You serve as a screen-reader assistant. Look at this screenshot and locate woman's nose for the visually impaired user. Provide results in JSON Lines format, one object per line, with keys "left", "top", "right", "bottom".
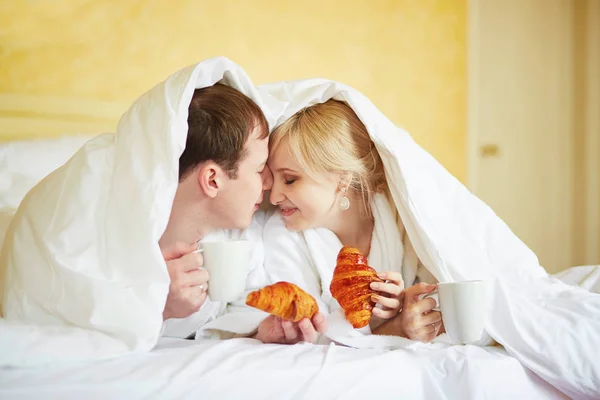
{"left": 269, "top": 180, "right": 285, "bottom": 205}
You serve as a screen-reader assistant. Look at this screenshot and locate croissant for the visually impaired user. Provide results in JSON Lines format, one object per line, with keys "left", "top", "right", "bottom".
{"left": 329, "top": 246, "right": 383, "bottom": 328}
{"left": 246, "top": 281, "right": 318, "bottom": 322}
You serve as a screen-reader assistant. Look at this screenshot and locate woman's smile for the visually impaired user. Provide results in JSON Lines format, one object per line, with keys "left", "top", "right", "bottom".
{"left": 280, "top": 207, "right": 298, "bottom": 217}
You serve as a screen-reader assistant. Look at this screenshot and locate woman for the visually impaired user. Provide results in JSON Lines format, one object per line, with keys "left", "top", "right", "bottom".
{"left": 255, "top": 99, "right": 444, "bottom": 345}
{"left": 201, "top": 77, "right": 598, "bottom": 398}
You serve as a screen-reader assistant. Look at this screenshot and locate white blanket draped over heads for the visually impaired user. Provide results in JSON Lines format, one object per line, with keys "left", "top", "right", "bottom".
{"left": 0, "top": 58, "right": 281, "bottom": 365}
{"left": 256, "top": 79, "right": 600, "bottom": 398}
{"left": 0, "top": 57, "right": 598, "bottom": 398}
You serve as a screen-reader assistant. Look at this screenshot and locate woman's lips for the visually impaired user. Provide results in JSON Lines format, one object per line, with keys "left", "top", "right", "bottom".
{"left": 280, "top": 208, "right": 298, "bottom": 217}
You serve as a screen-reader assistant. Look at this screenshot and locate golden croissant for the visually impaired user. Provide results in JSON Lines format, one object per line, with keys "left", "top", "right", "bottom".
{"left": 329, "top": 246, "right": 383, "bottom": 328}
{"left": 246, "top": 281, "right": 318, "bottom": 322}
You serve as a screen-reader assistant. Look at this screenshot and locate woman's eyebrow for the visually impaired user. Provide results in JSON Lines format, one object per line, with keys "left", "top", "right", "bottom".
{"left": 276, "top": 168, "right": 298, "bottom": 173}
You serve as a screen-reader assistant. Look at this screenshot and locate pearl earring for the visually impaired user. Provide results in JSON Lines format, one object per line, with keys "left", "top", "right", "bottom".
{"left": 340, "top": 187, "right": 350, "bottom": 211}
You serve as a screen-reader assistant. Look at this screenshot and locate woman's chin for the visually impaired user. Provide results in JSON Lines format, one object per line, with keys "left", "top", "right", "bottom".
{"left": 282, "top": 217, "right": 311, "bottom": 232}
{"left": 283, "top": 221, "right": 302, "bottom": 231}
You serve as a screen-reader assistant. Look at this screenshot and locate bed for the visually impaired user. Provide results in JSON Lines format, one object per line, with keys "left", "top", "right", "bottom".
{"left": 3, "top": 134, "right": 598, "bottom": 399}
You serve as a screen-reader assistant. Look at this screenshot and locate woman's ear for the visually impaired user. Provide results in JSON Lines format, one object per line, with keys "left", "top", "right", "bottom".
{"left": 197, "top": 162, "right": 224, "bottom": 198}
{"left": 338, "top": 172, "right": 353, "bottom": 193}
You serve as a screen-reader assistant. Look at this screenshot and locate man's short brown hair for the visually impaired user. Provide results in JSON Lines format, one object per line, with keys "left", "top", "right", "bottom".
{"left": 179, "top": 83, "right": 269, "bottom": 180}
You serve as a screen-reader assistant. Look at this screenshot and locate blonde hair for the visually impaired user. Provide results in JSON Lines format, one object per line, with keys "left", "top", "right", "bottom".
{"left": 270, "top": 99, "right": 388, "bottom": 214}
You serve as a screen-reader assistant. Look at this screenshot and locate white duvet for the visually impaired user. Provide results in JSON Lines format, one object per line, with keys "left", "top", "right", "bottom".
{"left": 0, "top": 57, "right": 599, "bottom": 398}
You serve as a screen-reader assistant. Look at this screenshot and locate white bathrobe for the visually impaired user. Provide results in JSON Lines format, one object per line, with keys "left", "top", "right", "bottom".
{"left": 261, "top": 194, "right": 441, "bottom": 346}
{"left": 204, "top": 194, "right": 485, "bottom": 349}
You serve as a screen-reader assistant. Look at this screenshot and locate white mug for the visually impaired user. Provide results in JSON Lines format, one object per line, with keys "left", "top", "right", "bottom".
{"left": 195, "top": 240, "right": 252, "bottom": 303}
{"left": 420, "top": 280, "right": 489, "bottom": 345}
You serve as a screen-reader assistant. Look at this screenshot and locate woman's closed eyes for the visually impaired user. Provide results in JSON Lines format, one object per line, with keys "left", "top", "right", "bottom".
{"left": 284, "top": 176, "right": 297, "bottom": 185}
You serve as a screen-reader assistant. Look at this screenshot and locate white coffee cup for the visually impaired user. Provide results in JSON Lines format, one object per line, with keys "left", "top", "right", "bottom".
{"left": 195, "top": 240, "right": 252, "bottom": 303}
{"left": 420, "top": 280, "right": 489, "bottom": 345}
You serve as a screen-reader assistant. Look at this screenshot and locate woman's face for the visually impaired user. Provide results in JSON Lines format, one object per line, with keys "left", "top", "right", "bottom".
{"left": 268, "top": 137, "right": 342, "bottom": 231}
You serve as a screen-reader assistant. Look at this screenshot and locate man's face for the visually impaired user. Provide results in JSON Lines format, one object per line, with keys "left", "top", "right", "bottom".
{"left": 161, "top": 126, "right": 272, "bottom": 249}
{"left": 214, "top": 126, "right": 272, "bottom": 229}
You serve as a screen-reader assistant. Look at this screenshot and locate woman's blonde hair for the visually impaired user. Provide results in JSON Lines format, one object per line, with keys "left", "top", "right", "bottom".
{"left": 270, "top": 99, "right": 388, "bottom": 214}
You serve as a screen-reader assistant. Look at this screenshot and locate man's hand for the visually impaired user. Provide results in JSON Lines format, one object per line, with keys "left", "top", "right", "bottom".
{"left": 255, "top": 313, "right": 327, "bottom": 344}
{"left": 162, "top": 242, "right": 209, "bottom": 321}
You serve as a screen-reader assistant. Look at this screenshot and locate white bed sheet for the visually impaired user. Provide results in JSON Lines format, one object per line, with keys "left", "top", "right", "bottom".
{"left": 0, "top": 338, "right": 565, "bottom": 400}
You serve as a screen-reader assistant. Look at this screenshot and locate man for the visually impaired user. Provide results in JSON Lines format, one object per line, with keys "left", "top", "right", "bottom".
{"left": 0, "top": 60, "right": 323, "bottom": 366}
{"left": 158, "top": 84, "right": 326, "bottom": 343}
{"left": 159, "top": 83, "right": 272, "bottom": 324}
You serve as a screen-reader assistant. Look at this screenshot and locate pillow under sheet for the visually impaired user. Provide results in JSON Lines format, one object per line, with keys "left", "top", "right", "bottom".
{"left": 0, "top": 135, "right": 95, "bottom": 209}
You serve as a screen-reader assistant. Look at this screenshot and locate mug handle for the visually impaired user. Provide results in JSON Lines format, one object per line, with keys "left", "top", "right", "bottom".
{"left": 417, "top": 291, "right": 440, "bottom": 312}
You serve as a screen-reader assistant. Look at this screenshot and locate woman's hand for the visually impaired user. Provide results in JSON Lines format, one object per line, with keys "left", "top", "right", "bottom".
{"left": 255, "top": 313, "right": 327, "bottom": 344}
{"left": 369, "top": 271, "right": 405, "bottom": 319}
{"left": 397, "top": 282, "right": 443, "bottom": 342}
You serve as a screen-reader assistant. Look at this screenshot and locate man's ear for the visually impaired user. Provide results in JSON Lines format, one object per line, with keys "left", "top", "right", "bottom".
{"left": 197, "top": 162, "right": 225, "bottom": 198}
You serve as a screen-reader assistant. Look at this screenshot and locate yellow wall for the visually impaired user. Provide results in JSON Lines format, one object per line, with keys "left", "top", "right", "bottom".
{"left": 0, "top": 0, "right": 467, "bottom": 181}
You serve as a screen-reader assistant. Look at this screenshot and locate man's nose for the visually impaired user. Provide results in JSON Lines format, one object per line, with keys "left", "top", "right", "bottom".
{"left": 262, "top": 165, "right": 274, "bottom": 191}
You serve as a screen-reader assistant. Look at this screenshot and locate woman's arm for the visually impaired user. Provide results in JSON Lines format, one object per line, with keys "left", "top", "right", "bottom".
{"left": 371, "top": 315, "right": 406, "bottom": 336}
